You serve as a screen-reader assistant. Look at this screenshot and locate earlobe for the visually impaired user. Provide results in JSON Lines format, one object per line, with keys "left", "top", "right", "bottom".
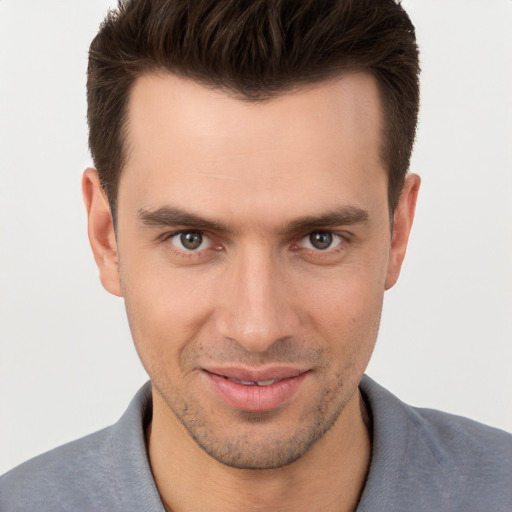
{"left": 384, "top": 173, "right": 420, "bottom": 290}
{"left": 82, "top": 168, "right": 122, "bottom": 297}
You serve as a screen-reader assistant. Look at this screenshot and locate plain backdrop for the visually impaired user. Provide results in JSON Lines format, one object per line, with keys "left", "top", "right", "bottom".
{"left": 1, "top": 0, "right": 511, "bottom": 475}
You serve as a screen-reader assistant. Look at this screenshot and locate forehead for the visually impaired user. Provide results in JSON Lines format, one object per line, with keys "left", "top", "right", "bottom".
{"left": 120, "top": 72, "right": 386, "bottom": 221}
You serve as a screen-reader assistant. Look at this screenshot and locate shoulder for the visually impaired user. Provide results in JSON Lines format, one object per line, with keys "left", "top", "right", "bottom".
{"left": 0, "top": 382, "right": 160, "bottom": 512}
{"left": 0, "top": 426, "right": 119, "bottom": 512}
{"left": 407, "top": 403, "right": 512, "bottom": 468}
{"left": 361, "top": 374, "right": 512, "bottom": 465}
{"left": 406, "top": 405, "right": 512, "bottom": 510}
{"left": 359, "top": 376, "right": 512, "bottom": 511}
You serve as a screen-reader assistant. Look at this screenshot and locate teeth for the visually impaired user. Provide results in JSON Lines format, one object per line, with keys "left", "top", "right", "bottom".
{"left": 226, "top": 377, "right": 278, "bottom": 386}
{"left": 256, "top": 379, "right": 277, "bottom": 386}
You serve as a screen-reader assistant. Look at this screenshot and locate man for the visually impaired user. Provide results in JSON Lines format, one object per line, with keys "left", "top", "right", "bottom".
{"left": 1, "top": 0, "right": 511, "bottom": 511}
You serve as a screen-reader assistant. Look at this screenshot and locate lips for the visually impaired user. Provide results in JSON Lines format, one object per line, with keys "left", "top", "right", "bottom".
{"left": 203, "top": 366, "right": 309, "bottom": 412}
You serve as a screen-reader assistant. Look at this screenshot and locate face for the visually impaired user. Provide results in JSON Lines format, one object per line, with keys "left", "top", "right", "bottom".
{"left": 84, "top": 72, "right": 418, "bottom": 470}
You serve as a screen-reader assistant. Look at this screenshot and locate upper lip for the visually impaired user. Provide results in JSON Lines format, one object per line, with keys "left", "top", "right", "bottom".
{"left": 203, "top": 366, "right": 309, "bottom": 382}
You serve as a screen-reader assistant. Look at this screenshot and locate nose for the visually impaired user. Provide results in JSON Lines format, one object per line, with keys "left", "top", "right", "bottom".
{"left": 215, "top": 245, "right": 300, "bottom": 353}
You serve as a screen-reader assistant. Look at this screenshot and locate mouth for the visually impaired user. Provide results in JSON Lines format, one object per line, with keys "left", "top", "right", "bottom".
{"left": 220, "top": 377, "right": 284, "bottom": 387}
{"left": 202, "top": 366, "right": 310, "bottom": 412}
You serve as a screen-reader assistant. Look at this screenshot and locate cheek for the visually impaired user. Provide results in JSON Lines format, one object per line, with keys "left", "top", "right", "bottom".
{"left": 123, "top": 250, "right": 218, "bottom": 320}
{"left": 120, "top": 259, "right": 218, "bottom": 368}
{"left": 298, "top": 259, "right": 386, "bottom": 360}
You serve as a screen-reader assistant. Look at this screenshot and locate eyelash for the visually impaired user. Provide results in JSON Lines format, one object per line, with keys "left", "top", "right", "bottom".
{"left": 295, "top": 232, "right": 346, "bottom": 251}
{"left": 291, "top": 232, "right": 350, "bottom": 262}
{"left": 160, "top": 230, "right": 220, "bottom": 260}
{"left": 161, "top": 230, "right": 350, "bottom": 260}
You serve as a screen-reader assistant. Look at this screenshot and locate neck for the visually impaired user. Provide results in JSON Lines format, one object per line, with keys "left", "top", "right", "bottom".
{"left": 147, "top": 390, "right": 370, "bottom": 512}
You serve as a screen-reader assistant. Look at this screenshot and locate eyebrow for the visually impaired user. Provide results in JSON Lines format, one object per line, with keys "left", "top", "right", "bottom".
{"left": 283, "top": 206, "right": 369, "bottom": 234}
{"left": 138, "top": 206, "right": 232, "bottom": 233}
{"left": 137, "top": 205, "right": 369, "bottom": 234}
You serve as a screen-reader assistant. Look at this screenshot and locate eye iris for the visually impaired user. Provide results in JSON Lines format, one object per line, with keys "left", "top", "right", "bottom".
{"left": 180, "top": 232, "right": 203, "bottom": 250}
{"left": 310, "top": 232, "right": 332, "bottom": 250}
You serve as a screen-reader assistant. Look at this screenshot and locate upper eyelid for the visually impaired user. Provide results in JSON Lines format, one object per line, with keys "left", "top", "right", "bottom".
{"left": 161, "top": 228, "right": 207, "bottom": 240}
{"left": 298, "top": 229, "right": 350, "bottom": 240}
{"left": 294, "top": 224, "right": 352, "bottom": 235}
{"left": 297, "top": 231, "right": 345, "bottom": 243}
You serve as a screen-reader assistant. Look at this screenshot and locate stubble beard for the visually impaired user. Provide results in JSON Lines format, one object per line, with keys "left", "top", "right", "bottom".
{"left": 152, "top": 367, "right": 353, "bottom": 470}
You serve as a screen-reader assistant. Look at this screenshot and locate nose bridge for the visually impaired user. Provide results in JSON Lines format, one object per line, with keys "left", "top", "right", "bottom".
{"left": 217, "top": 243, "right": 298, "bottom": 353}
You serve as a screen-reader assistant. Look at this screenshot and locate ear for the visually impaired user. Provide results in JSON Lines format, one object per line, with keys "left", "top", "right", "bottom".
{"left": 82, "top": 168, "right": 122, "bottom": 297}
{"left": 385, "top": 173, "right": 420, "bottom": 290}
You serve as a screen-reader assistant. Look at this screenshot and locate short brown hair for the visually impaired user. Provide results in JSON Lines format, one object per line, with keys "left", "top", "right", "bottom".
{"left": 87, "top": 0, "right": 420, "bottom": 216}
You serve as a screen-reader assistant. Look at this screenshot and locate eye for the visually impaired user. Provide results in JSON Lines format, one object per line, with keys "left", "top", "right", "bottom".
{"left": 298, "top": 231, "right": 344, "bottom": 250}
{"left": 169, "top": 231, "right": 212, "bottom": 251}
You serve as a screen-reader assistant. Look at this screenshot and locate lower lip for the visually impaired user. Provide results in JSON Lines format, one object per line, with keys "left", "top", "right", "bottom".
{"left": 204, "top": 371, "right": 308, "bottom": 412}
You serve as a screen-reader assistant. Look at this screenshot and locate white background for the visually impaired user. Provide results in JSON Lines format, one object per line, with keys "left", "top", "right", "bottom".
{"left": 1, "top": 1, "right": 511, "bottom": 475}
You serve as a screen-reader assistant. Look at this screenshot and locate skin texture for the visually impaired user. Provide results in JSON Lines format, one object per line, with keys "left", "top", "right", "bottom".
{"left": 83, "top": 72, "right": 419, "bottom": 512}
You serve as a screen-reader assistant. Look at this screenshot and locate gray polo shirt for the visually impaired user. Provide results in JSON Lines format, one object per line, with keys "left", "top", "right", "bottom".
{"left": 1, "top": 376, "right": 511, "bottom": 511}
